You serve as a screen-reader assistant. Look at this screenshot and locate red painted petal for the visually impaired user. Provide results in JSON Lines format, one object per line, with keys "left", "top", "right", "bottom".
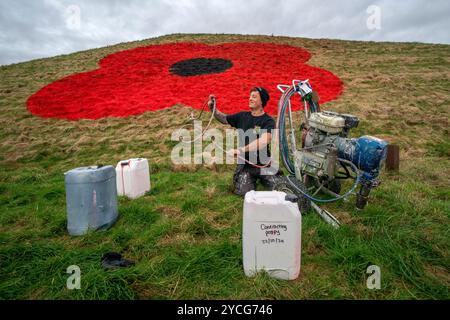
{"left": 27, "top": 42, "right": 343, "bottom": 120}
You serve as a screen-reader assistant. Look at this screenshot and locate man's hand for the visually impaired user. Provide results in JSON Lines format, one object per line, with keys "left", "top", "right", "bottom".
{"left": 207, "top": 94, "right": 228, "bottom": 125}
{"left": 207, "top": 94, "right": 216, "bottom": 110}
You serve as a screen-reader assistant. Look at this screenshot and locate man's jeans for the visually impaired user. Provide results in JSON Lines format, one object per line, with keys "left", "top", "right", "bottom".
{"left": 232, "top": 164, "right": 281, "bottom": 196}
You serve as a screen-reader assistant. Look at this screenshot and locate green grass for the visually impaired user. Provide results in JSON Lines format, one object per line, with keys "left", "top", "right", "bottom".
{"left": 0, "top": 34, "right": 449, "bottom": 300}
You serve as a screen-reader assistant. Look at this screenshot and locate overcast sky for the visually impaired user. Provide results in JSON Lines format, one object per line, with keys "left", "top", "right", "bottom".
{"left": 1, "top": 0, "right": 449, "bottom": 65}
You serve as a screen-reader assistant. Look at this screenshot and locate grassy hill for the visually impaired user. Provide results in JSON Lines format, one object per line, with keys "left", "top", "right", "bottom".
{"left": 0, "top": 34, "right": 449, "bottom": 299}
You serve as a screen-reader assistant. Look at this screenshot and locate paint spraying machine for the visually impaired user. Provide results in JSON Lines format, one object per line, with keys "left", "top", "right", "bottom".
{"left": 273, "top": 80, "right": 389, "bottom": 228}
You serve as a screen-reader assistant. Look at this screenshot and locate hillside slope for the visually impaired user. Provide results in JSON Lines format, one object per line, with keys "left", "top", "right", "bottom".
{"left": 0, "top": 34, "right": 448, "bottom": 299}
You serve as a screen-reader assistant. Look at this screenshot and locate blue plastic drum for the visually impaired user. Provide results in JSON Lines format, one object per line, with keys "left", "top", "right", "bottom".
{"left": 64, "top": 165, "right": 118, "bottom": 236}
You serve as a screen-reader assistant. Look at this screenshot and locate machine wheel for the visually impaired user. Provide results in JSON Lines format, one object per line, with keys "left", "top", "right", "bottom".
{"left": 306, "top": 176, "right": 342, "bottom": 195}
{"left": 274, "top": 176, "right": 311, "bottom": 214}
{"left": 325, "top": 179, "right": 342, "bottom": 195}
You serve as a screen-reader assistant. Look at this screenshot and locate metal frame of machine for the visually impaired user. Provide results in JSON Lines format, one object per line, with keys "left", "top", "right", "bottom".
{"left": 274, "top": 80, "right": 389, "bottom": 228}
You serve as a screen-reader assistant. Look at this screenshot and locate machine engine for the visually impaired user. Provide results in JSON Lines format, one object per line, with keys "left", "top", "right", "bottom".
{"left": 294, "top": 111, "right": 388, "bottom": 209}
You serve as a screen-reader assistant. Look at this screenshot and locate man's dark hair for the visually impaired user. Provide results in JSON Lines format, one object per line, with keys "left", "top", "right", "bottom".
{"left": 251, "top": 87, "right": 270, "bottom": 107}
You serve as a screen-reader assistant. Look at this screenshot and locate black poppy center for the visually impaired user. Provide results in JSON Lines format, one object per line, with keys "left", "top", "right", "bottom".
{"left": 169, "top": 58, "right": 233, "bottom": 77}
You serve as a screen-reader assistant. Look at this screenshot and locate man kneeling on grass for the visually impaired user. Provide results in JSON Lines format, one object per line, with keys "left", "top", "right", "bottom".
{"left": 207, "top": 87, "right": 281, "bottom": 196}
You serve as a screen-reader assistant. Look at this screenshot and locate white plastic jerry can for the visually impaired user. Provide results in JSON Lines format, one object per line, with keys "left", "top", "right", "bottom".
{"left": 243, "top": 191, "right": 302, "bottom": 280}
{"left": 116, "top": 158, "right": 151, "bottom": 199}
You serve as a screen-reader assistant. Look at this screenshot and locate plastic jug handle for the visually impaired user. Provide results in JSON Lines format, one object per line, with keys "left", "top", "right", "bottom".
{"left": 251, "top": 192, "right": 282, "bottom": 204}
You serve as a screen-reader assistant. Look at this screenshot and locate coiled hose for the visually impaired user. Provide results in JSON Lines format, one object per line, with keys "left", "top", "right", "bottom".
{"left": 276, "top": 85, "right": 361, "bottom": 203}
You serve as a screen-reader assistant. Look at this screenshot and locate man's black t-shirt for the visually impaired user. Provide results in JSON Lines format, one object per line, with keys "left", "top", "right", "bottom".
{"left": 226, "top": 112, "right": 276, "bottom": 166}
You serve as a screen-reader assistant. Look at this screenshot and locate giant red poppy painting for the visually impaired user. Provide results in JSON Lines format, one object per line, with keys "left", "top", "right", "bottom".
{"left": 26, "top": 42, "right": 343, "bottom": 120}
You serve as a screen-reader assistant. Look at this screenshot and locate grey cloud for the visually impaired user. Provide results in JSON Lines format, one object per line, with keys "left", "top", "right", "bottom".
{"left": 0, "top": 0, "right": 449, "bottom": 65}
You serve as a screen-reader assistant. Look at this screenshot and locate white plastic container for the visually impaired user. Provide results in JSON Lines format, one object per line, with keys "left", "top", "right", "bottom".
{"left": 116, "top": 158, "right": 151, "bottom": 199}
{"left": 65, "top": 165, "right": 118, "bottom": 236}
{"left": 243, "top": 191, "right": 302, "bottom": 280}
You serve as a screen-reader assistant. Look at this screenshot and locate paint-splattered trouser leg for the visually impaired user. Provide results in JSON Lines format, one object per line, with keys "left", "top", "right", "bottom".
{"left": 233, "top": 165, "right": 257, "bottom": 197}
{"left": 233, "top": 165, "right": 282, "bottom": 197}
{"left": 258, "top": 171, "right": 281, "bottom": 191}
